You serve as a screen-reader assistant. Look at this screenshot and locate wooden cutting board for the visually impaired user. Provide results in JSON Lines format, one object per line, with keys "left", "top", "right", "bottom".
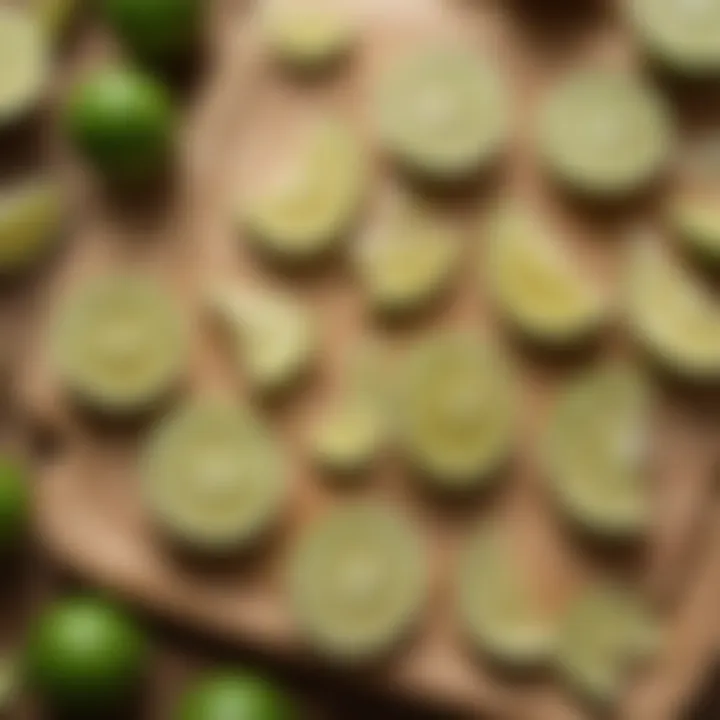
{"left": 11, "top": 0, "right": 720, "bottom": 717}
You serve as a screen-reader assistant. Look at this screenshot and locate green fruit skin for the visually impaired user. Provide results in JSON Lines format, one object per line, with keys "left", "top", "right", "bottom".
{"left": 27, "top": 597, "right": 148, "bottom": 714}
{"left": 103, "top": 0, "right": 201, "bottom": 62}
{"left": 64, "top": 68, "right": 174, "bottom": 181}
{"left": 177, "top": 673, "right": 296, "bottom": 720}
{"left": 0, "top": 458, "right": 29, "bottom": 554}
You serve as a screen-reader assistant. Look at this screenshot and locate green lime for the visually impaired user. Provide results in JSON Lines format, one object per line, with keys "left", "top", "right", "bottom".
{"left": 0, "top": 457, "right": 30, "bottom": 554}
{"left": 103, "top": 0, "right": 202, "bottom": 63}
{"left": 64, "top": 68, "right": 174, "bottom": 182}
{"left": 27, "top": 597, "right": 147, "bottom": 714}
{"left": 176, "top": 672, "right": 296, "bottom": 720}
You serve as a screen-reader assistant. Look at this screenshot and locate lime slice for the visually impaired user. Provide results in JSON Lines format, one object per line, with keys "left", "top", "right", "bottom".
{"left": 458, "top": 525, "right": 555, "bottom": 667}
{"left": 544, "top": 364, "right": 652, "bottom": 537}
{"left": 244, "top": 120, "right": 366, "bottom": 262}
{"left": 627, "top": 237, "right": 720, "bottom": 379}
{"left": 354, "top": 202, "right": 459, "bottom": 315}
{"left": 211, "top": 285, "right": 316, "bottom": 394}
{"left": 0, "top": 6, "right": 48, "bottom": 125}
{"left": 51, "top": 274, "right": 188, "bottom": 413}
{"left": 538, "top": 69, "right": 673, "bottom": 197}
{"left": 0, "top": 180, "right": 62, "bottom": 274}
{"left": 143, "top": 402, "right": 286, "bottom": 552}
{"left": 555, "top": 583, "right": 661, "bottom": 705}
{"left": 629, "top": 0, "right": 720, "bottom": 74}
{"left": 396, "top": 333, "right": 516, "bottom": 490}
{"left": 487, "top": 206, "right": 607, "bottom": 344}
{"left": 288, "top": 503, "right": 427, "bottom": 661}
{"left": 262, "top": 2, "right": 355, "bottom": 70}
{"left": 670, "top": 193, "right": 720, "bottom": 263}
{"left": 375, "top": 46, "right": 508, "bottom": 180}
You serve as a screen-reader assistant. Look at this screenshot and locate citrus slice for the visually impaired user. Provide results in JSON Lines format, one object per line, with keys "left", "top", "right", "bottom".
{"left": 0, "top": 179, "right": 62, "bottom": 274}
{"left": 244, "top": 121, "right": 366, "bottom": 262}
{"left": 375, "top": 47, "right": 508, "bottom": 180}
{"left": 538, "top": 69, "right": 673, "bottom": 197}
{"left": 555, "top": 583, "right": 661, "bottom": 705}
{"left": 544, "top": 364, "right": 652, "bottom": 537}
{"left": 627, "top": 237, "right": 720, "bottom": 378}
{"left": 262, "top": 1, "right": 355, "bottom": 70}
{"left": 396, "top": 333, "right": 515, "bottom": 489}
{"left": 51, "top": 274, "right": 188, "bottom": 413}
{"left": 288, "top": 503, "right": 427, "bottom": 661}
{"left": 629, "top": 0, "right": 720, "bottom": 74}
{"left": 670, "top": 193, "right": 720, "bottom": 263}
{"left": 354, "top": 202, "right": 459, "bottom": 315}
{"left": 143, "top": 401, "right": 286, "bottom": 551}
{"left": 211, "top": 285, "right": 316, "bottom": 394}
{"left": 458, "top": 525, "right": 555, "bottom": 667}
{"left": 487, "top": 207, "right": 607, "bottom": 344}
{"left": 0, "top": 7, "right": 48, "bottom": 126}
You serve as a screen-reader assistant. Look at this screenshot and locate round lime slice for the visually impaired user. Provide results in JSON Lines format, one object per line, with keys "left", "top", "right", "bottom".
{"left": 544, "top": 364, "right": 652, "bottom": 537}
{"left": 538, "top": 69, "right": 673, "bottom": 197}
{"left": 143, "top": 401, "right": 286, "bottom": 552}
{"left": 288, "top": 503, "right": 427, "bottom": 661}
{"left": 375, "top": 46, "right": 508, "bottom": 180}
{"left": 51, "top": 273, "right": 188, "bottom": 413}
{"left": 396, "top": 333, "right": 516, "bottom": 489}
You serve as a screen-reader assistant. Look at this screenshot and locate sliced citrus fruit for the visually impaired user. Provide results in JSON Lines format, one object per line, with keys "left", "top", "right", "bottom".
{"left": 396, "top": 333, "right": 515, "bottom": 489}
{"left": 375, "top": 46, "right": 508, "bottom": 180}
{"left": 262, "top": 1, "right": 355, "bottom": 70}
{"left": 555, "top": 583, "right": 661, "bottom": 705}
{"left": 627, "top": 237, "right": 720, "bottom": 378}
{"left": 458, "top": 524, "right": 555, "bottom": 667}
{"left": 487, "top": 206, "right": 607, "bottom": 344}
{"left": 629, "top": 0, "right": 720, "bottom": 74}
{"left": 538, "top": 69, "right": 673, "bottom": 197}
{"left": 210, "top": 285, "right": 316, "bottom": 394}
{"left": 670, "top": 193, "right": 720, "bottom": 263}
{"left": 0, "top": 179, "right": 62, "bottom": 274}
{"left": 355, "top": 202, "right": 459, "bottom": 315}
{"left": 51, "top": 274, "right": 188, "bottom": 413}
{"left": 244, "top": 120, "right": 366, "bottom": 262}
{"left": 544, "top": 364, "right": 652, "bottom": 537}
{"left": 143, "top": 401, "right": 286, "bottom": 551}
{"left": 288, "top": 503, "right": 427, "bottom": 661}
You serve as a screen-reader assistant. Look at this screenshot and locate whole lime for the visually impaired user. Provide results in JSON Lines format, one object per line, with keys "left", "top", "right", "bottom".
{"left": 27, "top": 597, "right": 148, "bottom": 714}
{"left": 103, "top": 0, "right": 201, "bottom": 63}
{"left": 0, "top": 456, "right": 30, "bottom": 554}
{"left": 64, "top": 68, "right": 174, "bottom": 182}
{"left": 176, "top": 672, "right": 297, "bottom": 720}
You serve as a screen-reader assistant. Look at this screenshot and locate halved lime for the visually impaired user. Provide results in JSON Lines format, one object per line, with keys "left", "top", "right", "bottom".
{"left": 670, "top": 193, "right": 720, "bottom": 263}
{"left": 538, "top": 69, "right": 673, "bottom": 197}
{"left": 211, "top": 285, "right": 316, "bottom": 394}
{"left": 627, "top": 237, "right": 720, "bottom": 379}
{"left": 0, "top": 179, "right": 62, "bottom": 274}
{"left": 487, "top": 206, "right": 607, "bottom": 344}
{"left": 288, "top": 503, "right": 427, "bottom": 661}
{"left": 629, "top": 0, "right": 720, "bottom": 74}
{"left": 0, "top": 6, "right": 48, "bottom": 125}
{"left": 376, "top": 47, "right": 508, "bottom": 180}
{"left": 544, "top": 364, "right": 652, "bottom": 537}
{"left": 244, "top": 120, "right": 366, "bottom": 262}
{"left": 555, "top": 583, "right": 660, "bottom": 705}
{"left": 354, "top": 202, "right": 459, "bottom": 315}
{"left": 396, "top": 333, "right": 516, "bottom": 489}
{"left": 143, "top": 401, "right": 286, "bottom": 552}
{"left": 50, "top": 273, "right": 188, "bottom": 413}
{"left": 458, "top": 524, "right": 555, "bottom": 667}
